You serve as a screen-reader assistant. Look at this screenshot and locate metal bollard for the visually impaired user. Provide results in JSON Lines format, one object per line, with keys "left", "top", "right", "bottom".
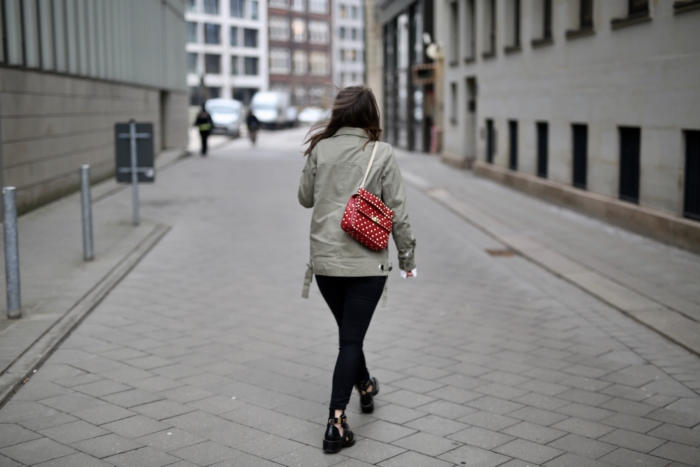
{"left": 80, "top": 165, "right": 94, "bottom": 261}
{"left": 3, "top": 187, "right": 21, "bottom": 319}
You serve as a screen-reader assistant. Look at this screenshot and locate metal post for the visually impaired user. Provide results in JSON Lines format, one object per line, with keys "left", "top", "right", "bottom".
{"left": 80, "top": 165, "right": 94, "bottom": 261}
{"left": 129, "top": 120, "right": 140, "bottom": 226}
{"left": 3, "top": 187, "right": 21, "bottom": 319}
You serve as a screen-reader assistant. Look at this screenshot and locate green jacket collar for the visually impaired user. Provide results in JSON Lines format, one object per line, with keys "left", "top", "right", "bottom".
{"left": 333, "top": 127, "right": 369, "bottom": 138}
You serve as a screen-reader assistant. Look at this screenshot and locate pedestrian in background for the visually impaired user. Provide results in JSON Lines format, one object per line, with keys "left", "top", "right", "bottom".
{"left": 194, "top": 106, "right": 213, "bottom": 156}
{"left": 298, "top": 85, "right": 417, "bottom": 454}
{"left": 246, "top": 109, "right": 259, "bottom": 145}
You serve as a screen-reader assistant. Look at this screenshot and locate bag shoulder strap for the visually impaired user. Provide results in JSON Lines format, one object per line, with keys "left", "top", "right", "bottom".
{"left": 359, "top": 142, "right": 379, "bottom": 190}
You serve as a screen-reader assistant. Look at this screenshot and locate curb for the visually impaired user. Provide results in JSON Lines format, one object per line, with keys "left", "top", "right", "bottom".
{"left": 403, "top": 171, "right": 700, "bottom": 358}
{"left": 0, "top": 224, "right": 171, "bottom": 408}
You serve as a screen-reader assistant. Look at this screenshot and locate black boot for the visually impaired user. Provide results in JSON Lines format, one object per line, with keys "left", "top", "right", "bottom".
{"left": 356, "top": 376, "right": 380, "bottom": 414}
{"left": 323, "top": 410, "right": 355, "bottom": 454}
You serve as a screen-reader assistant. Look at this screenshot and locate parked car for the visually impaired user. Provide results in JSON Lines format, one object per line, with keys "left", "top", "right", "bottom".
{"left": 250, "top": 92, "right": 292, "bottom": 129}
{"left": 286, "top": 107, "right": 299, "bottom": 128}
{"left": 298, "top": 107, "right": 331, "bottom": 125}
{"left": 205, "top": 99, "right": 243, "bottom": 137}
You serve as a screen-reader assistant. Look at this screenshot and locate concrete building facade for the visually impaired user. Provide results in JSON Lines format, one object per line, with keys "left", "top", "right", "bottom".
{"left": 0, "top": 0, "right": 189, "bottom": 213}
{"left": 186, "top": 0, "right": 269, "bottom": 106}
{"left": 268, "top": 0, "right": 334, "bottom": 107}
{"left": 437, "top": 0, "right": 700, "bottom": 243}
{"left": 332, "top": 0, "right": 365, "bottom": 88}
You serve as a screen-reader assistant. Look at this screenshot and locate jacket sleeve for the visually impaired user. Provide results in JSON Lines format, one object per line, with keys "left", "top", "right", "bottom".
{"left": 298, "top": 148, "right": 317, "bottom": 208}
{"left": 381, "top": 147, "right": 416, "bottom": 271}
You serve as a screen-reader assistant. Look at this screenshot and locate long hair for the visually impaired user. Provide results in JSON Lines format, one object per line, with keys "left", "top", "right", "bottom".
{"left": 303, "top": 85, "right": 382, "bottom": 156}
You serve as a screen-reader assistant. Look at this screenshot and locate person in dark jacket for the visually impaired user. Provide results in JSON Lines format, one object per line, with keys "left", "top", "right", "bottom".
{"left": 194, "top": 107, "right": 213, "bottom": 156}
{"left": 246, "top": 110, "right": 260, "bottom": 145}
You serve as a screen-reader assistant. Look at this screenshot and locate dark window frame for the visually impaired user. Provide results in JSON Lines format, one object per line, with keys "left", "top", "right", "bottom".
{"left": 244, "top": 56, "right": 259, "bottom": 75}
{"left": 612, "top": 0, "right": 651, "bottom": 29}
{"left": 486, "top": 119, "right": 495, "bottom": 164}
{"left": 204, "top": 23, "right": 221, "bottom": 44}
{"left": 204, "top": 53, "right": 221, "bottom": 74}
{"left": 244, "top": 28, "right": 258, "bottom": 47}
{"left": 537, "top": 122, "right": 548, "bottom": 178}
{"left": 619, "top": 126, "right": 641, "bottom": 204}
{"left": 203, "top": 0, "right": 220, "bottom": 15}
{"left": 683, "top": 130, "right": 700, "bottom": 221}
{"left": 566, "top": 0, "right": 595, "bottom": 40}
{"left": 572, "top": 124, "right": 588, "bottom": 190}
{"left": 508, "top": 120, "right": 518, "bottom": 170}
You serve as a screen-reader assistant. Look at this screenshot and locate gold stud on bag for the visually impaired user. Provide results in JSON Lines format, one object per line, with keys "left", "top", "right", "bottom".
{"left": 341, "top": 142, "right": 394, "bottom": 251}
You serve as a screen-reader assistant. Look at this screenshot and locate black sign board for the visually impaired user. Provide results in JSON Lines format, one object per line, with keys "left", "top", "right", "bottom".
{"left": 114, "top": 122, "right": 155, "bottom": 183}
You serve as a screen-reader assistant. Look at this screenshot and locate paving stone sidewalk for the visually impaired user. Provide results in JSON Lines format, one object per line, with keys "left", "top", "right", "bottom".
{"left": 0, "top": 128, "right": 699, "bottom": 466}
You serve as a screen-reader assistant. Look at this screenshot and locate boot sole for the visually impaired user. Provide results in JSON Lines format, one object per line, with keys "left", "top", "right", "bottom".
{"left": 323, "top": 437, "right": 355, "bottom": 453}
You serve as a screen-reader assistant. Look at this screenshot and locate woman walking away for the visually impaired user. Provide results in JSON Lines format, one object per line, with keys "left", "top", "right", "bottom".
{"left": 298, "top": 85, "right": 417, "bottom": 454}
{"left": 194, "top": 106, "right": 213, "bottom": 156}
{"left": 246, "top": 109, "right": 260, "bottom": 145}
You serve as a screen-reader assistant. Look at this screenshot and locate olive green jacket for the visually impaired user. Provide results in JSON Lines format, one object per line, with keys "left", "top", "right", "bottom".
{"left": 298, "top": 127, "right": 417, "bottom": 300}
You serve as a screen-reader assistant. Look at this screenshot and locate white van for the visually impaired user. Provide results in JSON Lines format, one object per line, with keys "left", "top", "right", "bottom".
{"left": 250, "top": 92, "right": 292, "bottom": 129}
{"left": 205, "top": 98, "right": 243, "bottom": 137}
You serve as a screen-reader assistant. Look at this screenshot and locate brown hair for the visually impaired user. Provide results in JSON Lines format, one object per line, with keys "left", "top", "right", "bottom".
{"left": 303, "top": 85, "right": 382, "bottom": 156}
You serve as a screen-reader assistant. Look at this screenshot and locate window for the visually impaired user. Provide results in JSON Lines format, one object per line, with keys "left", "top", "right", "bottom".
{"left": 309, "top": 21, "right": 330, "bottom": 44}
{"left": 207, "top": 87, "right": 221, "bottom": 99}
{"left": 483, "top": 0, "right": 496, "bottom": 57}
{"left": 309, "top": 51, "right": 329, "bottom": 75}
{"left": 629, "top": 0, "right": 649, "bottom": 16}
{"left": 292, "top": 19, "right": 306, "bottom": 42}
{"left": 509, "top": 120, "right": 518, "bottom": 170}
{"left": 543, "top": 0, "right": 553, "bottom": 39}
{"left": 203, "top": 0, "right": 219, "bottom": 14}
{"left": 351, "top": 28, "right": 357, "bottom": 40}
{"left": 309, "top": 0, "right": 328, "bottom": 13}
{"left": 340, "top": 4, "right": 347, "bottom": 17}
{"left": 187, "top": 0, "right": 198, "bottom": 13}
{"left": 351, "top": 5, "right": 358, "bottom": 18}
{"left": 205, "top": 53, "right": 221, "bottom": 74}
{"left": 244, "top": 28, "right": 258, "bottom": 47}
{"left": 231, "top": 55, "right": 239, "bottom": 75}
{"left": 204, "top": 23, "right": 221, "bottom": 44}
{"left": 464, "top": 0, "right": 476, "bottom": 59}
{"left": 270, "top": 48, "right": 291, "bottom": 74}
{"left": 450, "top": 83, "right": 458, "bottom": 123}
{"left": 230, "top": 0, "right": 245, "bottom": 17}
{"left": 269, "top": 0, "right": 289, "bottom": 8}
{"left": 684, "top": 130, "right": 700, "bottom": 221}
{"left": 251, "top": 0, "right": 259, "bottom": 19}
{"left": 572, "top": 124, "right": 588, "bottom": 189}
{"left": 580, "top": 0, "right": 594, "bottom": 29}
{"left": 269, "top": 17, "right": 290, "bottom": 41}
{"left": 293, "top": 50, "right": 307, "bottom": 74}
{"left": 505, "top": 0, "right": 521, "bottom": 50}
{"left": 292, "top": 0, "right": 305, "bottom": 11}
{"left": 340, "top": 49, "right": 345, "bottom": 62}
{"left": 347, "top": 49, "right": 357, "bottom": 62}
{"left": 619, "top": 127, "right": 641, "bottom": 204}
{"left": 486, "top": 119, "right": 495, "bottom": 163}
{"left": 449, "top": 2, "right": 458, "bottom": 64}
{"left": 537, "top": 122, "right": 548, "bottom": 178}
{"left": 244, "top": 57, "right": 259, "bottom": 75}
{"left": 190, "top": 86, "right": 203, "bottom": 106}
{"left": 187, "top": 53, "right": 198, "bottom": 73}
{"left": 230, "top": 27, "right": 238, "bottom": 46}
{"left": 340, "top": 27, "right": 346, "bottom": 39}
{"left": 187, "top": 22, "right": 198, "bottom": 43}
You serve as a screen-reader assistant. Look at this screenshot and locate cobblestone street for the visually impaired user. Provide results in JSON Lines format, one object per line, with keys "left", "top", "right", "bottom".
{"left": 1, "top": 128, "right": 699, "bottom": 467}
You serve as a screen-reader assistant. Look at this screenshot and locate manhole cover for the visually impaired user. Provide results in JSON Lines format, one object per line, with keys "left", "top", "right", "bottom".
{"left": 486, "top": 249, "right": 515, "bottom": 257}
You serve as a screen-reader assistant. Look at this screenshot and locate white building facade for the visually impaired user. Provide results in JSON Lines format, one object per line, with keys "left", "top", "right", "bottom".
{"left": 437, "top": 1, "right": 700, "bottom": 227}
{"left": 332, "top": 0, "right": 365, "bottom": 88}
{"left": 186, "top": 0, "right": 269, "bottom": 105}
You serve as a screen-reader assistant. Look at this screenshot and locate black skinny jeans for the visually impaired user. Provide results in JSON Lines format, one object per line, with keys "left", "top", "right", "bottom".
{"left": 316, "top": 275, "right": 387, "bottom": 411}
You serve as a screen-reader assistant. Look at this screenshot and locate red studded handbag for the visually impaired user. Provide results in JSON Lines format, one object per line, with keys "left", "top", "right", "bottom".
{"left": 341, "top": 142, "right": 394, "bottom": 251}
